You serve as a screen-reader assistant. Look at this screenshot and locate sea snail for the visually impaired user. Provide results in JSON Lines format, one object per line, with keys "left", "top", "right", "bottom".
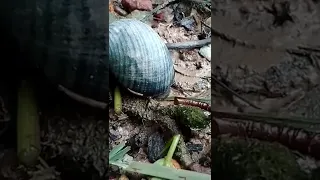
{"left": 109, "top": 19, "right": 175, "bottom": 98}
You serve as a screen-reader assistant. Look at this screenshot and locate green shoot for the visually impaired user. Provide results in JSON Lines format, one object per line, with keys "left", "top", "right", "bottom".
{"left": 109, "top": 138, "right": 211, "bottom": 180}
{"left": 109, "top": 143, "right": 131, "bottom": 162}
{"left": 114, "top": 86, "right": 122, "bottom": 114}
{"left": 159, "top": 136, "right": 174, "bottom": 157}
{"left": 164, "top": 134, "right": 180, "bottom": 167}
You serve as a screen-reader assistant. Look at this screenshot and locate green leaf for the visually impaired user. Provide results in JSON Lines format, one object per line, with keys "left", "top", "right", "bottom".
{"left": 110, "top": 146, "right": 131, "bottom": 162}
{"left": 126, "top": 161, "right": 211, "bottom": 180}
{"left": 109, "top": 143, "right": 126, "bottom": 161}
{"left": 159, "top": 137, "right": 173, "bottom": 158}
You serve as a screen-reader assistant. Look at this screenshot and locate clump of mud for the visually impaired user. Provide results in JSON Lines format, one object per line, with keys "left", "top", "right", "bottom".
{"left": 212, "top": 136, "right": 309, "bottom": 180}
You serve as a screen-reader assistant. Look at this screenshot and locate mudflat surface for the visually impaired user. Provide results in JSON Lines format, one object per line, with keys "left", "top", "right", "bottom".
{"left": 211, "top": 0, "right": 320, "bottom": 119}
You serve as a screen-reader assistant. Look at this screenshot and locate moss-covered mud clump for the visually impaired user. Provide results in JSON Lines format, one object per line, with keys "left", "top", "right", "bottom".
{"left": 163, "top": 106, "right": 210, "bottom": 130}
{"left": 212, "top": 136, "right": 308, "bottom": 180}
{"left": 311, "top": 167, "right": 320, "bottom": 180}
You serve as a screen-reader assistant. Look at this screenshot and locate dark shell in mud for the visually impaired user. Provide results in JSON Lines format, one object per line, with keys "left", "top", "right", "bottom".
{"left": 4, "top": 0, "right": 110, "bottom": 102}
{"left": 109, "top": 19, "right": 174, "bottom": 97}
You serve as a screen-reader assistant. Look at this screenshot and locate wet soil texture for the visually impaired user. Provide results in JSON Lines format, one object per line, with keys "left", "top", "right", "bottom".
{"left": 211, "top": 0, "right": 320, "bottom": 119}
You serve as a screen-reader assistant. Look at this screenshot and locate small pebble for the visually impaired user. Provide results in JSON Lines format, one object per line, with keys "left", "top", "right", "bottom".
{"left": 119, "top": 174, "right": 129, "bottom": 180}
{"left": 199, "top": 44, "right": 211, "bottom": 61}
{"left": 186, "top": 142, "right": 203, "bottom": 153}
{"left": 180, "top": 16, "right": 196, "bottom": 31}
{"left": 147, "top": 132, "right": 165, "bottom": 163}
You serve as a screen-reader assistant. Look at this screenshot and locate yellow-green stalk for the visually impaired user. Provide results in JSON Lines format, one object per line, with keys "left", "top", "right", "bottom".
{"left": 114, "top": 86, "right": 122, "bottom": 114}
{"left": 17, "top": 80, "right": 40, "bottom": 166}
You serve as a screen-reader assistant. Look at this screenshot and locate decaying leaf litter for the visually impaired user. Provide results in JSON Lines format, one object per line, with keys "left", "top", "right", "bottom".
{"left": 109, "top": 0, "right": 212, "bottom": 178}
{"left": 0, "top": 0, "right": 212, "bottom": 179}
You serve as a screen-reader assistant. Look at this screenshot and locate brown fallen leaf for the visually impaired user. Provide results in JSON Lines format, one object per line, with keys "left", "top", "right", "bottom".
{"left": 171, "top": 159, "right": 182, "bottom": 169}
{"left": 121, "top": 0, "right": 153, "bottom": 12}
{"left": 154, "top": 12, "right": 165, "bottom": 22}
{"left": 109, "top": 1, "right": 114, "bottom": 13}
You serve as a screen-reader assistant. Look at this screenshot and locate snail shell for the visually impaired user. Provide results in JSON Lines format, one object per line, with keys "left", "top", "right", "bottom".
{"left": 109, "top": 19, "right": 174, "bottom": 97}
{"left": 5, "top": 0, "right": 110, "bottom": 102}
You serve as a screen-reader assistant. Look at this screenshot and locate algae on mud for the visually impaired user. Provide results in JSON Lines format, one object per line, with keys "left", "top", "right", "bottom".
{"left": 118, "top": 96, "right": 211, "bottom": 169}
{"left": 212, "top": 136, "right": 308, "bottom": 180}
{"left": 163, "top": 106, "right": 210, "bottom": 130}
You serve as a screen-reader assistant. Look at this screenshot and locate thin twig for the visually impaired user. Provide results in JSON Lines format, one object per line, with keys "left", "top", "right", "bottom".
{"left": 174, "top": 68, "right": 210, "bottom": 79}
{"left": 298, "top": 45, "right": 320, "bottom": 53}
{"left": 212, "top": 76, "right": 262, "bottom": 110}
{"left": 212, "top": 110, "right": 320, "bottom": 126}
{"left": 309, "top": 54, "right": 320, "bottom": 71}
{"left": 202, "top": 22, "right": 259, "bottom": 49}
{"left": 58, "top": 85, "right": 107, "bottom": 109}
{"left": 141, "top": 0, "right": 178, "bottom": 22}
{"left": 166, "top": 38, "right": 211, "bottom": 49}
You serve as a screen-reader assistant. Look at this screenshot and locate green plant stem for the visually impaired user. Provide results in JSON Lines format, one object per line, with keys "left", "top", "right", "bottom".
{"left": 164, "top": 134, "right": 180, "bottom": 167}
{"left": 114, "top": 86, "right": 122, "bottom": 114}
{"left": 159, "top": 136, "right": 173, "bottom": 157}
{"left": 17, "top": 79, "right": 40, "bottom": 166}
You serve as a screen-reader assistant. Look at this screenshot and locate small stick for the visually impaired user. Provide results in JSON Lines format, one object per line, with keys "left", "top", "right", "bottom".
{"left": 298, "top": 45, "right": 320, "bottom": 53}
{"left": 166, "top": 38, "right": 211, "bottom": 49}
{"left": 212, "top": 76, "right": 262, "bottom": 110}
{"left": 114, "top": 6, "right": 128, "bottom": 16}
{"left": 58, "top": 85, "right": 107, "bottom": 109}
{"left": 141, "top": 0, "right": 178, "bottom": 22}
{"left": 174, "top": 97, "right": 211, "bottom": 111}
{"left": 174, "top": 68, "right": 210, "bottom": 79}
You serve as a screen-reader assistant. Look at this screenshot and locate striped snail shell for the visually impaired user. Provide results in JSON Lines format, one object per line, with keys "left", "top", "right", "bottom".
{"left": 4, "top": 0, "right": 110, "bottom": 103}
{"left": 109, "top": 19, "right": 174, "bottom": 98}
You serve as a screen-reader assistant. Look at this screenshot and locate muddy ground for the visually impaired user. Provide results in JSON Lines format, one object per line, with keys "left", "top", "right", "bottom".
{"left": 211, "top": 0, "right": 320, "bottom": 115}
{"left": 2, "top": 0, "right": 320, "bottom": 179}
{"left": 211, "top": 0, "right": 320, "bottom": 177}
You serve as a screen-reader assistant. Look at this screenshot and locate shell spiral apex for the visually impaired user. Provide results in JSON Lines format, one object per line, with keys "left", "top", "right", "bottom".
{"left": 109, "top": 19, "right": 174, "bottom": 97}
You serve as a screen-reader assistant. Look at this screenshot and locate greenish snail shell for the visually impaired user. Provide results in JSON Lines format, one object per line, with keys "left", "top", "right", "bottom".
{"left": 4, "top": 0, "right": 110, "bottom": 102}
{"left": 3, "top": 0, "right": 174, "bottom": 103}
{"left": 109, "top": 19, "right": 175, "bottom": 98}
